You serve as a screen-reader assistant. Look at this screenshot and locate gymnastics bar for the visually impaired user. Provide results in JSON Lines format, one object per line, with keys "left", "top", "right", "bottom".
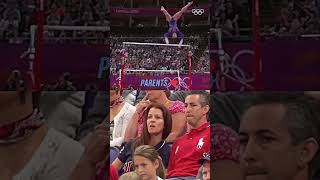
{"left": 122, "top": 42, "right": 191, "bottom": 47}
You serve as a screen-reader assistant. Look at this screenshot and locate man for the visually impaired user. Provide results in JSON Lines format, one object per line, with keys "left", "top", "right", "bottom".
{"left": 197, "top": 154, "right": 210, "bottom": 180}
{"left": 239, "top": 93, "right": 320, "bottom": 180}
{"left": 167, "top": 91, "right": 210, "bottom": 179}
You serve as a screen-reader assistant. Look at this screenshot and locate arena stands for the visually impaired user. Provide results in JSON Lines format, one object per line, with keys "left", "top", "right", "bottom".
{"left": 110, "top": 36, "right": 209, "bottom": 76}
{"left": 0, "top": 0, "right": 110, "bottom": 44}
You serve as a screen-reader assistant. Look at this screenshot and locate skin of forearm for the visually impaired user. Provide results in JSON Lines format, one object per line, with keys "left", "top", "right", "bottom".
{"left": 69, "top": 157, "right": 96, "bottom": 180}
{"left": 123, "top": 111, "right": 140, "bottom": 141}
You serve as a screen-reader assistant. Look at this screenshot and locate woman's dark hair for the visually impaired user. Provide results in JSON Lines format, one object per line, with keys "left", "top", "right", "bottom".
{"left": 132, "top": 103, "right": 172, "bottom": 151}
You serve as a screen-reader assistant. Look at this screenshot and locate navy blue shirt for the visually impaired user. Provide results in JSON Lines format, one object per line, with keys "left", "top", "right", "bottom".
{"left": 118, "top": 140, "right": 171, "bottom": 175}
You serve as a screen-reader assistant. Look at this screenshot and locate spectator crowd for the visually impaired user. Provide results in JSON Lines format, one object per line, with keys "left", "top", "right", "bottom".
{"left": 274, "top": 0, "right": 320, "bottom": 36}
{"left": 210, "top": 0, "right": 240, "bottom": 37}
{"left": 109, "top": 90, "right": 211, "bottom": 180}
{"left": 2, "top": 69, "right": 100, "bottom": 91}
{"left": 110, "top": 36, "right": 209, "bottom": 76}
{"left": 210, "top": 0, "right": 320, "bottom": 38}
{"left": 0, "top": 0, "right": 110, "bottom": 44}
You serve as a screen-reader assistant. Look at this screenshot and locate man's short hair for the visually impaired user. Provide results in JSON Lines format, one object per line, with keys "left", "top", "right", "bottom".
{"left": 245, "top": 92, "right": 320, "bottom": 175}
{"left": 188, "top": 91, "right": 210, "bottom": 107}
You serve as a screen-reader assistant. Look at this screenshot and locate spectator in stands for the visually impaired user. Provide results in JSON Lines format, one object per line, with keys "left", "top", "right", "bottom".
{"left": 197, "top": 153, "right": 211, "bottom": 180}
{"left": 239, "top": 93, "right": 320, "bottom": 180}
{"left": 61, "top": 11, "right": 74, "bottom": 26}
{"left": 0, "top": 2, "right": 7, "bottom": 39}
{"left": 81, "top": 11, "right": 94, "bottom": 26}
{"left": 278, "top": 0, "right": 320, "bottom": 36}
{"left": 5, "top": 69, "right": 23, "bottom": 91}
{"left": 211, "top": 0, "right": 239, "bottom": 36}
{"left": 2, "top": 0, "right": 20, "bottom": 42}
{"left": 96, "top": 12, "right": 109, "bottom": 26}
{"left": 225, "top": 0, "right": 240, "bottom": 36}
{"left": 110, "top": 89, "right": 136, "bottom": 147}
{"left": 124, "top": 90, "right": 186, "bottom": 143}
{"left": 166, "top": 91, "right": 210, "bottom": 179}
{"left": 290, "top": 13, "right": 303, "bottom": 35}
{"left": 112, "top": 103, "right": 172, "bottom": 176}
{"left": 110, "top": 89, "right": 136, "bottom": 162}
{"left": 47, "top": 9, "right": 60, "bottom": 26}
{"left": 133, "top": 145, "right": 166, "bottom": 180}
{"left": 51, "top": 72, "right": 77, "bottom": 91}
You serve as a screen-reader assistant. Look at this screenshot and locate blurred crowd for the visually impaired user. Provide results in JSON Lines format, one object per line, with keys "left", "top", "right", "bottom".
{"left": 110, "top": 36, "right": 209, "bottom": 76}
{"left": 210, "top": 0, "right": 240, "bottom": 37}
{"left": 0, "top": 0, "right": 110, "bottom": 43}
{"left": 2, "top": 69, "right": 100, "bottom": 91}
{"left": 263, "top": 0, "right": 320, "bottom": 37}
{"left": 210, "top": 0, "right": 320, "bottom": 38}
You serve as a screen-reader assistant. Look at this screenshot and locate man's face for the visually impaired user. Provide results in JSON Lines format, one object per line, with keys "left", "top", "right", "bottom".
{"left": 239, "top": 104, "right": 302, "bottom": 180}
{"left": 202, "top": 161, "right": 210, "bottom": 180}
{"left": 185, "top": 94, "right": 208, "bottom": 128}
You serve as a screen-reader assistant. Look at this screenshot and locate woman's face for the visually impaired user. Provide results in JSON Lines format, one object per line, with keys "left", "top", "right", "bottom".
{"left": 134, "top": 155, "right": 158, "bottom": 180}
{"left": 147, "top": 107, "right": 165, "bottom": 136}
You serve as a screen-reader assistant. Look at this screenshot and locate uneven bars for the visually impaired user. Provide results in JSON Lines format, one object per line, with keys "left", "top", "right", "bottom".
{"left": 31, "top": 25, "right": 110, "bottom": 31}
{"left": 123, "top": 42, "right": 191, "bottom": 47}
{"left": 300, "top": 34, "right": 320, "bottom": 38}
{"left": 125, "top": 69, "right": 180, "bottom": 72}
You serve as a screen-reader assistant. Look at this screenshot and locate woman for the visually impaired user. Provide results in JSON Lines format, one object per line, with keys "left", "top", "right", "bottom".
{"left": 110, "top": 89, "right": 136, "bottom": 148}
{"left": 0, "top": 80, "right": 108, "bottom": 180}
{"left": 133, "top": 145, "right": 166, "bottom": 180}
{"left": 124, "top": 90, "right": 185, "bottom": 143}
{"left": 112, "top": 103, "right": 172, "bottom": 176}
{"left": 161, "top": 1, "right": 194, "bottom": 45}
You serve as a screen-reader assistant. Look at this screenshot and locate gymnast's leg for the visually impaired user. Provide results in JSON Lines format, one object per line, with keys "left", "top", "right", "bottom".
{"left": 161, "top": 6, "right": 173, "bottom": 22}
{"left": 172, "top": 1, "right": 193, "bottom": 21}
{"left": 177, "top": 30, "right": 185, "bottom": 46}
{"left": 164, "top": 32, "right": 170, "bottom": 44}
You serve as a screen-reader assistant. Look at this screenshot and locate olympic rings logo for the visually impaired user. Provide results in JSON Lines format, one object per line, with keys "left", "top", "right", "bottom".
{"left": 191, "top": 8, "right": 204, "bottom": 16}
{"left": 211, "top": 49, "right": 256, "bottom": 90}
{"left": 163, "top": 76, "right": 190, "bottom": 90}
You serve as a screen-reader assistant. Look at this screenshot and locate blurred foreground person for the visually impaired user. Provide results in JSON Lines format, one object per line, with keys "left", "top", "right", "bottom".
{"left": 239, "top": 93, "right": 320, "bottom": 180}
{"left": 0, "top": 85, "right": 108, "bottom": 179}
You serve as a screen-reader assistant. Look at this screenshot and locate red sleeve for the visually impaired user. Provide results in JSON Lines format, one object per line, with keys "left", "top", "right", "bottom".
{"left": 205, "top": 128, "right": 211, "bottom": 153}
{"left": 167, "top": 142, "right": 177, "bottom": 176}
{"left": 110, "top": 164, "right": 119, "bottom": 180}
